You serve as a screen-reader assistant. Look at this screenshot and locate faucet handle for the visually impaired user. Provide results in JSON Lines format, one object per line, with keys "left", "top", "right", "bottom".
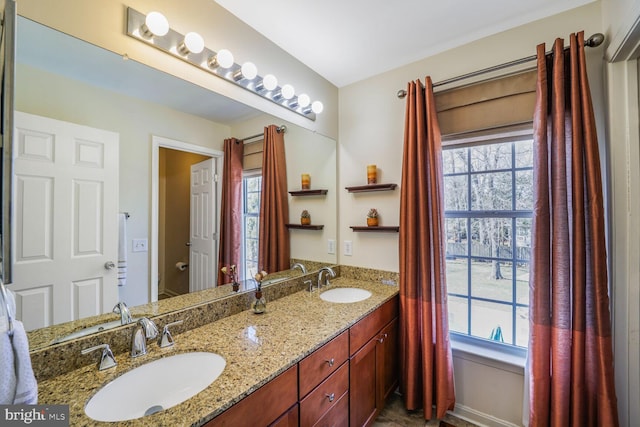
{"left": 82, "top": 344, "right": 117, "bottom": 371}
{"left": 304, "top": 280, "right": 314, "bottom": 292}
{"left": 159, "top": 320, "right": 184, "bottom": 348}
{"left": 113, "top": 301, "right": 133, "bottom": 325}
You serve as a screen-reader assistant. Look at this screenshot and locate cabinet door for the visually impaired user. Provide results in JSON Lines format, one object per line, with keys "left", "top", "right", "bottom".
{"left": 206, "top": 365, "right": 298, "bottom": 426}
{"left": 377, "top": 317, "right": 399, "bottom": 405}
{"left": 270, "top": 404, "right": 299, "bottom": 427}
{"left": 349, "top": 338, "right": 378, "bottom": 427}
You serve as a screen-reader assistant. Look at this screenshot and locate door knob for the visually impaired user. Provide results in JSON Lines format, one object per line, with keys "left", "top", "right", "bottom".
{"left": 104, "top": 261, "right": 116, "bottom": 270}
{"left": 185, "top": 242, "right": 192, "bottom": 247}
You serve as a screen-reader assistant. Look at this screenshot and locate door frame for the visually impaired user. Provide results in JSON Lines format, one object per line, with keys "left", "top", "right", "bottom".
{"left": 150, "top": 135, "right": 222, "bottom": 302}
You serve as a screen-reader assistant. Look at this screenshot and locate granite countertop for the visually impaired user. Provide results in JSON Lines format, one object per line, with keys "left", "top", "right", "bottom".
{"left": 37, "top": 278, "right": 399, "bottom": 426}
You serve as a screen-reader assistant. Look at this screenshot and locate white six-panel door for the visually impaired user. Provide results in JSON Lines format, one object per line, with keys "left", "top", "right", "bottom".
{"left": 11, "top": 111, "right": 119, "bottom": 331}
{"left": 189, "top": 158, "right": 216, "bottom": 293}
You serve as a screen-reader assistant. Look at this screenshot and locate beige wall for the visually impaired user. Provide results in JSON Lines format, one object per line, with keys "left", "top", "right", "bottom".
{"left": 338, "top": 3, "right": 604, "bottom": 425}
{"left": 17, "top": 0, "right": 338, "bottom": 140}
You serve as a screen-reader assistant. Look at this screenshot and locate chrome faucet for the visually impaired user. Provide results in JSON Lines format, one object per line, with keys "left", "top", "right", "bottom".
{"left": 131, "top": 317, "right": 158, "bottom": 358}
{"left": 82, "top": 343, "right": 117, "bottom": 371}
{"left": 113, "top": 301, "right": 133, "bottom": 325}
{"left": 292, "top": 262, "right": 307, "bottom": 274}
{"left": 317, "top": 266, "right": 336, "bottom": 290}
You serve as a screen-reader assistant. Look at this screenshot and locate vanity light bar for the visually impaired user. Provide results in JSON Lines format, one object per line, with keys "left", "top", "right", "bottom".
{"left": 126, "top": 8, "right": 321, "bottom": 121}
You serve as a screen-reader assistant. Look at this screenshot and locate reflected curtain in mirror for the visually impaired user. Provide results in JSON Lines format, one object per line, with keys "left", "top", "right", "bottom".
{"left": 258, "top": 125, "right": 290, "bottom": 273}
{"left": 527, "top": 32, "right": 619, "bottom": 426}
{"left": 217, "top": 138, "right": 243, "bottom": 285}
{"left": 399, "top": 77, "right": 455, "bottom": 419}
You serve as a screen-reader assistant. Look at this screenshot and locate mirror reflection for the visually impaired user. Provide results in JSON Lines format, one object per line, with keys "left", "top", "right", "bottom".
{"left": 10, "top": 17, "right": 337, "bottom": 350}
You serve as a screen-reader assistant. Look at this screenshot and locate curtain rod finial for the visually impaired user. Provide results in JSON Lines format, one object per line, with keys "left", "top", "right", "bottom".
{"left": 397, "top": 89, "right": 407, "bottom": 99}
{"left": 586, "top": 33, "right": 605, "bottom": 48}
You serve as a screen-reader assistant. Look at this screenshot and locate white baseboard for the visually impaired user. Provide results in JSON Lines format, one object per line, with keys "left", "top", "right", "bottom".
{"left": 450, "top": 403, "right": 522, "bottom": 427}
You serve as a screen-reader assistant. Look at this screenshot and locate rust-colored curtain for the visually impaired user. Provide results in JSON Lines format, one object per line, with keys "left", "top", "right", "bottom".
{"left": 217, "top": 138, "right": 243, "bottom": 285}
{"left": 528, "top": 32, "right": 618, "bottom": 426}
{"left": 399, "top": 77, "right": 456, "bottom": 419}
{"left": 258, "top": 125, "right": 290, "bottom": 273}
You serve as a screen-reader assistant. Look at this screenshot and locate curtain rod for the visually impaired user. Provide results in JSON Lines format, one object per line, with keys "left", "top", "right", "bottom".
{"left": 239, "top": 125, "right": 287, "bottom": 143}
{"left": 396, "top": 33, "right": 605, "bottom": 99}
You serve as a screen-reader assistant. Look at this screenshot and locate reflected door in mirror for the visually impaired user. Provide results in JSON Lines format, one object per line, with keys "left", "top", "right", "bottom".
{"left": 189, "top": 158, "right": 217, "bottom": 292}
{"left": 11, "top": 112, "right": 119, "bottom": 331}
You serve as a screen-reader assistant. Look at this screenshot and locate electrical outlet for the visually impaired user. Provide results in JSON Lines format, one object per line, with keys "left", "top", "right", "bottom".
{"left": 327, "top": 239, "right": 336, "bottom": 254}
{"left": 344, "top": 240, "right": 353, "bottom": 256}
{"left": 132, "top": 238, "right": 148, "bottom": 252}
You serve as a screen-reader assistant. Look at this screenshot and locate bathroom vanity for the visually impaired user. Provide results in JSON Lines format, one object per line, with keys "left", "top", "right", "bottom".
{"left": 35, "top": 275, "right": 399, "bottom": 426}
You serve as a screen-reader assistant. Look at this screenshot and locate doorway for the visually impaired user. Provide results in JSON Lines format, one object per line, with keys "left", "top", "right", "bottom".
{"left": 151, "top": 136, "right": 222, "bottom": 302}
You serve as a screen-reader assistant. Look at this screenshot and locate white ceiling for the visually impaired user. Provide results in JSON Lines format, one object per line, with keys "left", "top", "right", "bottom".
{"left": 215, "top": 0, "right": 596, "bottom": 87}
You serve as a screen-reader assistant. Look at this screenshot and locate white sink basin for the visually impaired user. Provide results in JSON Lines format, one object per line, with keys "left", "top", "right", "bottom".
{"left": 85, "top": 352, "right": 225, "bottom": 422}
{"left": 320, "top": 287, "right": 372, "bottom": 303}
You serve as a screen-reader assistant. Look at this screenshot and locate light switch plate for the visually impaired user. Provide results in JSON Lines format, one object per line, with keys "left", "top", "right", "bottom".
{"left": 344, "top": 240, "right": 353, "bottom": 256}
{"left": 327, "top": 239, "right": 336, "bottom": 254}
{"left": 132, "top": 238, "right": 148, "bottom": 252}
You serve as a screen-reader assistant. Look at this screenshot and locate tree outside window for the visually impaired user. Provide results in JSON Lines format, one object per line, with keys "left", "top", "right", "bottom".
{"left": 443, "top": 139, "right": 533, "bottom": 348}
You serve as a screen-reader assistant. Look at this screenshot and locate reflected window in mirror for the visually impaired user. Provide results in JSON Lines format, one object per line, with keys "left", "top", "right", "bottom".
{"left": 242, "top": 174, "right": 261, "bottom": 280}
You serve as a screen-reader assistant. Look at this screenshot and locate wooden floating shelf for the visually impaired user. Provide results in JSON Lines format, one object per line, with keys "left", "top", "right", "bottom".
{"left": 345, "top": 183, "right": 397, "bottom": 193}
{"left": 286, "top": 224, "right": 324, "bottom": 230}
{"left": 288, "top": 189, "right": 328, "bottom": 196}
{"left": 350, "top": 226, "right": 400, "bottom": 233}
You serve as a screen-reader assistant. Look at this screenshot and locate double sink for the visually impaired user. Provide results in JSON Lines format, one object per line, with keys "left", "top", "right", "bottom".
{"left": 83, "top": 285, "right": 373, "bottom": 422}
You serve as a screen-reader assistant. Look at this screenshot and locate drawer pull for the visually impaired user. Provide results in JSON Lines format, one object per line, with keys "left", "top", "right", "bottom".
{"left": 325, "top": 358, "right": 335, "bottom": 367}
{"left": 325, "top": 392, "right": 335, "bottom": 402}
{"left": 377, "top": 333, "right": 388, "bottom": 343}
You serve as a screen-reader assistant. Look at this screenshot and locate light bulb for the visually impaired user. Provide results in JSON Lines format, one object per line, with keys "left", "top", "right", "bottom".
{"left": 181, "top": 32, "right": 204, "bottom": 54}
{"left": 311, "top": 101, "right": 324, "bottom": 114}
{"left": 297, "top": 94, "right": 311, "bottom": 108}
{"left": 281, "top": 84, "right": 295, "bottom": 100}
{"left": 142, "top": 11, "right": 169, "bottom": 37}
{"left": 262, "top": 74, "right": 278, "bottom": 91}
{"left": 234, "top": 62, "right": 258, "bottom": 80}
{"left": 208, "top": 49, "right": 234, "bottom": 69}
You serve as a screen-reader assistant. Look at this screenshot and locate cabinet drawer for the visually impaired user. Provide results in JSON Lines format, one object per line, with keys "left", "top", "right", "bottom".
{"left": 311, "top": 390, "right": 348, "bottom": 427}
{"left": 299, "top": 330, "right": 348, "bottom": 397}
{"left": 300, "top": 362, "right": 349, "bottom": 427}
{"left": 350, "top": 295, "right": 398, "bottom": 355}
{"left": 206, "top": 365, "right": 298, "bottom": 426}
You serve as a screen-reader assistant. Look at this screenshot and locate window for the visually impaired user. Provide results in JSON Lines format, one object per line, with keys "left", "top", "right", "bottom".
{"left": 443, "top": 138, "right": 533, "bottom": 348}
{"left": 242, "top": 174, "right": 261, "bottom": 281}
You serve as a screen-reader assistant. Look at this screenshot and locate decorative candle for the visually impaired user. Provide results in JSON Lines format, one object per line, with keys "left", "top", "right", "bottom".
{"left": 367, "top": 164, "right": 377, "bottom": 184}
{"left": 301, "top": 173, "right": 310, "bottom": 189}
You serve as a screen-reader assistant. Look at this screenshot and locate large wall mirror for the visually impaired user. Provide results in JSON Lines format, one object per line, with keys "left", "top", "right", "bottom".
{"left": 4, "top": 15, "right": 337, "bottom": 350}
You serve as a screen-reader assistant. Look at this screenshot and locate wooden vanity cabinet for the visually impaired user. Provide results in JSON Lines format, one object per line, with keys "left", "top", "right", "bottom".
{"left": 349, "top": 296, "right": 399, "bottom": 427}
{"left": 299, "top": 330, "right": 349, "bottom": 427}
{"left": 205, "top": 365, "right": 298, "bottom": 427}
{"left": 205, "top": 296, "right": 399, "bottom": 427}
